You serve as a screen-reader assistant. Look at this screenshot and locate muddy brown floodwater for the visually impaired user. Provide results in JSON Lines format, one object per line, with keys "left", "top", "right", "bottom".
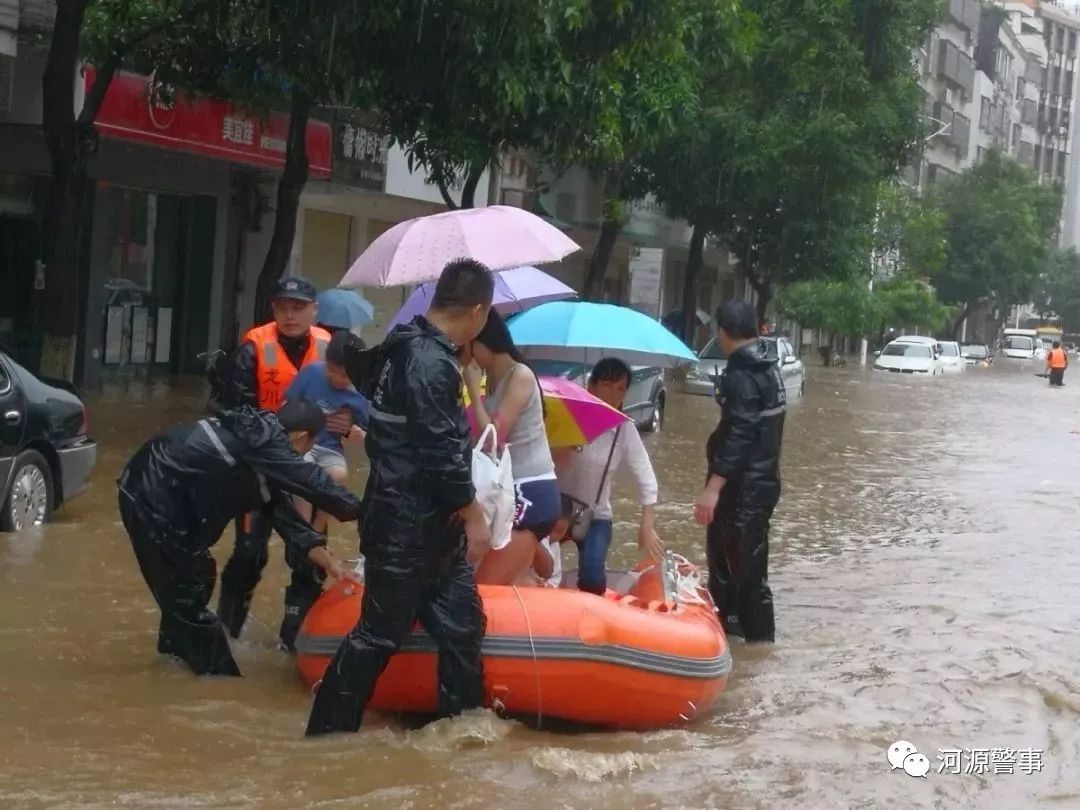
{"left": 2, "top": 362, "right": 1080, "bottom": 809}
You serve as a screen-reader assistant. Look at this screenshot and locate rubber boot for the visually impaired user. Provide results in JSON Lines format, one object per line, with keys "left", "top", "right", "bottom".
{"left": 217, "top": 587, "right": 252, "bottom": 639}
{"left": 278, "top": 557, "right": 325, "bottom": 651}
{"left": 161, "top": 612, "right": 242, "bottom": 676}
{"left": 278, "top": 592, "right": 314, "bottom": 653}
{"left": 305, "top": 678, "right": 364, "bottom": 737}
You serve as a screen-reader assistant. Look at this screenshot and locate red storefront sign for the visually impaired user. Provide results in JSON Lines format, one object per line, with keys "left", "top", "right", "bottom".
{"left": 85, "top": 67, "right": 332, "bottom": 178}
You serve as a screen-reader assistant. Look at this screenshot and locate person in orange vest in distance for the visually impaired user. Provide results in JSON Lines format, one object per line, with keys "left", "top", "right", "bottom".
{"left": 217, "top": 276, "right": 343, "bottom": 650}
{"left": 1047, "top": 340, "right": 1068, "bottom": 386}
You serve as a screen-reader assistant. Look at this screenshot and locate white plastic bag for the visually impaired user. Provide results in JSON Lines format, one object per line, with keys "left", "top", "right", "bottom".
{"left": 472, "top": 423, "right": 515, "bottom": 550}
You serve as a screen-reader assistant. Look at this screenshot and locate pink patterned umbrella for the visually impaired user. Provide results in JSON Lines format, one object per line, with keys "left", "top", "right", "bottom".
{"left": 339, "top": 206, "right": 581, "bottom": 288}
{"left": 465, "top": 375, "right": 629, "bottom": 448}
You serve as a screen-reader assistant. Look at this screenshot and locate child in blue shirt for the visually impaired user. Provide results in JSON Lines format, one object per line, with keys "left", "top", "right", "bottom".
{"left": 285, "top": 330, "right": 371, "bottom": 534}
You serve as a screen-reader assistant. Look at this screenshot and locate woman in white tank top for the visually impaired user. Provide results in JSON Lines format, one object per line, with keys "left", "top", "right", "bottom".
{"left": 463, "top": 310, "right": 560, "bottom": 585}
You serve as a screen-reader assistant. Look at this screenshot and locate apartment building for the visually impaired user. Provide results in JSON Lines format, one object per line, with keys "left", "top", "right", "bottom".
{"left": 914, "top": 0, "right": 981, "bottom": 188}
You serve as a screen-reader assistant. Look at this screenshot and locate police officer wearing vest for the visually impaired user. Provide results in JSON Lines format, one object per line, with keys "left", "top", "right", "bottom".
{"left": 218, "top": 277, "right": 346, "bottom": 650}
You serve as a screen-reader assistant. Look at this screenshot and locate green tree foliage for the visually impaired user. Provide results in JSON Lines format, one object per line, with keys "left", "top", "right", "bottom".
{"left": 875, "top": 278, "right": 952, "bottom": 335}
{"left": 1032, "top": 248, "right": 1080, "bottom": 332}
{"left": 698, "top": 0, "right": 940, "bottom": 320}
{"left": 369, "top": 0, "right": 582, "bottom": 209}
{"left": 872, "top": 182, "right": 947, "bottom": 281}
{"left": 777, "top": 278, "right": 880, "bottom": 340}
{"left": 933, "top": 149, "right": 1062, "bottom": 336}
{"left": 777, "top": 275, "right": 951, "bottom": 355}
{"left": 569, "top": 0, "right": 742, "bottom": 300}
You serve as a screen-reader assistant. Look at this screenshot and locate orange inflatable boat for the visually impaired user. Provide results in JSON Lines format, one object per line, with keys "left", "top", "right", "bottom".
{"left": 295, "top": 561, "right": 731, "bottom": 729}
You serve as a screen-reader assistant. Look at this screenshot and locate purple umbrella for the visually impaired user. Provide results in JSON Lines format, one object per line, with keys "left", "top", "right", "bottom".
{"left": 384, "top": 265, "right": 577, "bottom": 333}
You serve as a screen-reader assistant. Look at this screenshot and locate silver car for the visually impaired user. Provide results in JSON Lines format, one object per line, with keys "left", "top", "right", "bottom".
{"left": 680, "top": 336, "right": 806, "bottom": 399}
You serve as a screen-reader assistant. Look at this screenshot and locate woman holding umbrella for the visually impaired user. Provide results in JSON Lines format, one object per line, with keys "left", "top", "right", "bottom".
{"left": 463, "top": 311, "right": 561, "bottom": 585}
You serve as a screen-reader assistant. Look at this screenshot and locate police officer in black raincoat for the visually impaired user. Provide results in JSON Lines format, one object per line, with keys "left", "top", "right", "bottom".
{"left": 694, "top": 300, "right": 786, "bottom": 643}
{"left": 305, "top": 259, "right": 495, "bottom": 737}
{"left": 215, "top": 277, "right": 340, "bottom": 651}
{"left": 117, "top": 401, "right": 362, "bottom": 676}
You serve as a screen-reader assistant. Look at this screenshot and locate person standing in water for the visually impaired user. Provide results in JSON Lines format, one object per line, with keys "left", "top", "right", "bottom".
{"left": 693, "top": 300, "right": 786, "bottom": 643}
{"left": 117, "top": 401, "right": 362, "bottom": 676}
{"left": 1047, "top": 340, "right": 1068, "bottom": 386}
{"left": 305, "top": 258, "right": 494, "bottom": 737}
{"left": 217, "top": 277, "right": 347, "bottom": 650}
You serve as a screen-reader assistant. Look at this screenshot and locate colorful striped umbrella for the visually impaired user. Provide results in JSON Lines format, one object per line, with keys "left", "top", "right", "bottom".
{"left": 464, "top": 374, "right": 629, "bottom": 447}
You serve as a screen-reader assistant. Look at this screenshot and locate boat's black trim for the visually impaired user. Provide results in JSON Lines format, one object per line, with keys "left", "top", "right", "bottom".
{"left": 295, "top": 632, "right": 732, "bottom": 680}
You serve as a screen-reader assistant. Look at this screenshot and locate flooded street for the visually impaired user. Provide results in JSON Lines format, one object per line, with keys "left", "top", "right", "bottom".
{"left": 3, "top": 363, "right": 1080, "bottom": 809}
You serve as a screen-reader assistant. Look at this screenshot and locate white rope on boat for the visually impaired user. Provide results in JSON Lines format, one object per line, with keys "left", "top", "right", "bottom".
{"left": 511, "top": 585, "right": 543, "bottom": 728}
{"left": 663, "top": 552, "right": 711, "bottom": 608}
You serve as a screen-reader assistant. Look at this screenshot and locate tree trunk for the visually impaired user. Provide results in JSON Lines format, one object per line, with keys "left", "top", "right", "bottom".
{"left": 436, "top": 175, "right": 459, "bottom": 210}
{"left": 948, "top": 301, "right": 971, "bottom": 340}
{"left": 459, "top": 159, "right": 486, "bottom": 209}
{"left": 37, "top": 0, "right": 92, "bottom": 381}
{"left": 582, "top": 165, "right": 626, "bottom": 302}
{"left": 253, "top": 90, "right": 312, "bottom": 325}
{"left": 681, "top": 222, "right": 707, "bottom": 346}
{"left": 749, "top": 276, "right": 772, "bottom": 323}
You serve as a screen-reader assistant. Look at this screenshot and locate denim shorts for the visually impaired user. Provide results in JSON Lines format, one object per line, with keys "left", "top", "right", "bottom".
{"left": 513, "top": 477, "right": 561, "bottom": 541}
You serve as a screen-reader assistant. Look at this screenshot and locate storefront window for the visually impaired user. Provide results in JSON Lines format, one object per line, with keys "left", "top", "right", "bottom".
{"left": 102, "top": 188, "right": 182, "bottom": 370}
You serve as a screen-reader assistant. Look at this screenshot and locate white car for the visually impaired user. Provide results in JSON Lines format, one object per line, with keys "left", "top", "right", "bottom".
{"left": 874, "top": 339, "right": 943, "bottom": 376}
{"left": 1001, "top": 331, "right": 1044, "bottom": 361}
{"left": 936, "top": 340, "right": 965, "bottom": 373}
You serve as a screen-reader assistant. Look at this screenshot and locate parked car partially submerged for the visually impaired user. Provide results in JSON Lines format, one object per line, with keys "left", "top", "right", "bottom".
{"left": 873, "top": 339, "right": 942, "bottom": 375}
{"left": 936, "top": 340, "right": 966, "bottom": 374}
{"left": 681, "top": 336, "right": 805, "bottom": 399}
{"left": 960, "top": 343, "right": 992, "bottom": 365}
{"left": 1, "top": 351, "right": 97, "bottom": 531}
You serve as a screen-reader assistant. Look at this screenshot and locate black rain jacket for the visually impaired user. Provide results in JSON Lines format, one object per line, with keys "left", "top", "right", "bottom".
{"left": 345, "top": 316, "right": 474, "bottom": 552}
{"left": 706, "top": 339, "right": 786, "bottom": 508}
{"left": 118, "top": 406, "right": 361, "bottom": 557}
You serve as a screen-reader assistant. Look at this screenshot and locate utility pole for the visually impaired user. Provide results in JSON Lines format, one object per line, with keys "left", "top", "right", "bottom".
{"left": 861, "top": 115, "right": 952, "bottom": 366}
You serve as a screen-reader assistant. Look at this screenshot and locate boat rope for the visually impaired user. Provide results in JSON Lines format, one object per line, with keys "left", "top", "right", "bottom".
{"left": 511, "top": 584, "right": 543, "bottom": 728}
{"left": 667, "top": 553, "right": 710, "bottom": 607}
{"left": 647, "top": 552, "right": 711, "bottom": 608}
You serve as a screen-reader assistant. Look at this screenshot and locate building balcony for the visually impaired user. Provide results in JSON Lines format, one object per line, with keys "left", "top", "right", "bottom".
{"left": 937, "top": 40, "right": 975, "bottom": 98}
{"left": 948, "top": 0, "right": 981, "bottom": 33}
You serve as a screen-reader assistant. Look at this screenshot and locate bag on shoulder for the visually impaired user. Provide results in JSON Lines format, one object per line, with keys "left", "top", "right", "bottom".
{"left": 472, "top": 423, "right": 515, "bottom": 550}
{"left": 560, "top": 425, "right": 622, "bottom": 543}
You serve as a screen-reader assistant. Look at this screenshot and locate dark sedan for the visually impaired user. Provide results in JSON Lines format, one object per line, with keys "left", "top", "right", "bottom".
{"left": 1, "top": 352, "right": 97, "bottom": 531}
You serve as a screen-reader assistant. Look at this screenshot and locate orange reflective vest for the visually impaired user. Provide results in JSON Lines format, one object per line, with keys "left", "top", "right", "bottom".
{"left": 1049, "top": 348, "right": 1068, "bottom": 369}
{"left": 243, "top": 323, "right": 331, "bottom": 412}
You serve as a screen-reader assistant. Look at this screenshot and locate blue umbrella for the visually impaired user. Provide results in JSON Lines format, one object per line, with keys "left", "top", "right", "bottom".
{"left": 316, "top": 288, "right": 375, "bottom": 330}
{"left": 508, "top": 301, "right": 697, "bottom": 368}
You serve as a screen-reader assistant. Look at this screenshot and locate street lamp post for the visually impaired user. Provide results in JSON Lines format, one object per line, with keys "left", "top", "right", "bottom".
{"left": 860, "top": 115, "right": 952, "bottom": 366}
